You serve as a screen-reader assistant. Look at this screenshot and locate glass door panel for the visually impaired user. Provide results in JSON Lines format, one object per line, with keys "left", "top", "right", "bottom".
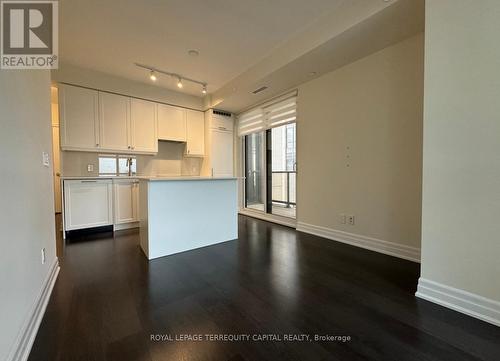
{"left": 244, "top": 132, "right": 265, "bottom": 211}
{"left": 269, "top": 123, "right": 296, "bottom": 218}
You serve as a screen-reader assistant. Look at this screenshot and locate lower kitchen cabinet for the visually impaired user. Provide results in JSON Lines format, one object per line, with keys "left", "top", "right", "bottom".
{"left": 114, "top": 179, "right": 139, "bottom": 227}
{"left": 63, "top": 179, "right": 113, "bottom": 231}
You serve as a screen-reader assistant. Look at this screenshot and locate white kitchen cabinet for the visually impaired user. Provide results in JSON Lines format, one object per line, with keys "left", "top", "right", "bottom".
{"left": 211, "top": 130, "right": 234, "bottom": 177}
{"left": 201, "top": 109, "right": 234, "bottom": 177}
{"left": 63, "top": 179, "right": 113, "bottom": 231}
{"left": 99, "top": 92, "right": 130, "bottom": 152}
{"left": 157, "top": 104, "right": 186, "bottom": 142}
{"left": 185, "top": 109, "right": 205, "bottom": 156}
{"left": 114, "top": 179, "right": 139, "bottom": 225}
{"left": 59, "top": 84, "right": 99, "bottom": 151}
{"left": 130, "top": 98, "right": 157, "bottom": 153}
{"left": 210, "top": 112, "right": 234, "bottom": 132}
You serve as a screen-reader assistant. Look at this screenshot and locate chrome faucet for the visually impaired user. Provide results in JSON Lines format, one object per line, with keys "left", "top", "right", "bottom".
{"left": 126, "top": 157, "right": 133, "bottom": 176}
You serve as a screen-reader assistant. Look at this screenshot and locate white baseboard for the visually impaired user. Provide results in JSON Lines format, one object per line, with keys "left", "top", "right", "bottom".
{"left": 114, "top": 222, "right": 139, "bottom": 231}
{"left": 296, "top": 222, "right": 420, "bottom": 262}
{"left": 7, "top": 258, "right": 60, "bottom": 361}
{"left": 416, "top": 278, "right": 500, "bottom": 327}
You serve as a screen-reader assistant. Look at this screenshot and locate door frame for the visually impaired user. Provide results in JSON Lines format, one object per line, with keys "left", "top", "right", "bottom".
{"left": 240, "top": 125, "right": 297, "bottom": 224}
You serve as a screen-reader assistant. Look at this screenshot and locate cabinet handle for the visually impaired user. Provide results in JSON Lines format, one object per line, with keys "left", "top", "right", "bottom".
{"left": 128, "top": 145, "right": 131, "bottom": 149}
{"left": 187, "top": 149, "right": 190, "bottom": 154}
{"left": 218, "top": 126, "right": 227, "bottom": 130}
{"left": 96, "top": 143, "right": 99, "bottom": 147}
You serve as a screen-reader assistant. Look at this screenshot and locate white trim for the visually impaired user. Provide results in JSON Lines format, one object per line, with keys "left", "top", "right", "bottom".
{"left": 296, "top": 222, "right": 420, "bottom": 263}
{"left": 416, "top": 278, "right": 500, "bottom": 327}
{"left": 7, "top": 258, "right": 60, "bottom": 361}
{"left": 114, "top": 222, "right": 139, "bottom": 231}
{"left": 239, "top": 209, "right": 296, "bottom": 228}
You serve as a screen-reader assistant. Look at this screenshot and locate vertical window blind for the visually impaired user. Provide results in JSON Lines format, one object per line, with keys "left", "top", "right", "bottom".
{"left": 237, "top": 91, "right": 297, "bottom": 137}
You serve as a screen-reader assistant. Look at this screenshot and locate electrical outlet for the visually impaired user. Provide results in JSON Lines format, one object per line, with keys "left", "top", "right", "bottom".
{"left": 87, "top": 164, "right": 94, "bottom": 172}
{"left": 41, "top": 248, "right": 46, "bottom": 264}
{"left": 348, "top": 215, "right": 355, "bottom": 225}
{"left": 42, "top": 152, "right": 50, "bottom": 167}
{"left": 340, "top": 214, "right": 346, "bottom": 224}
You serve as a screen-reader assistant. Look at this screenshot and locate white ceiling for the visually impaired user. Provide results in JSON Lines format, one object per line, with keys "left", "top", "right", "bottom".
{"left": 59, "top": 0, "right": 345, "bottom": 97}
{"left": 214, "top": 0, "right": 425, "bottom": 112}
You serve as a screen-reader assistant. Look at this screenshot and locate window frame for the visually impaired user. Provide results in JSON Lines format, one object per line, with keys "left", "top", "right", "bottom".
{"left": 98, "top": 154, "right": 137, "bottom": 176}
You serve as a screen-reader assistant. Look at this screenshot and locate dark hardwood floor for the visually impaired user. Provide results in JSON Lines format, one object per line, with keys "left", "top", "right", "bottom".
{"left": 29, "top": 215, "right": 500, "bottom": 361}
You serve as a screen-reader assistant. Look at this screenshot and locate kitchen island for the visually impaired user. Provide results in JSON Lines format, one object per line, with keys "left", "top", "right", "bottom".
{"left": 138, "top": 176, "right": 238, "bottom": 260}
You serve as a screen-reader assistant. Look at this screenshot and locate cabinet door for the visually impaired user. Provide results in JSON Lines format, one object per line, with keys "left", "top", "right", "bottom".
{"left": 211, "top": 113, "right": 234, "bottom": 132}
{"left": 114, "top": 181, "right": 136, "bottom": 224}
{"left": 211, "top": 130, "right": 234, "bottom": 177}
{"left": 64, "top": 180, "right": 113, "bottom": 231}
{"left": 186, "top": 110, "right": 205, "bottom": 156}
{"left": 132, "top": 182, "right": 139, "bottom": 220}
{"left": 59, "top": 84, "right": 99, "bottom": 150}
{"left": 130, "top": 98, "right": 157, "bottom": 153}
{"left": 99, "top": 92, "right": 130, "bottom": 151}
{"left": 157, "top": 104, "right": 186, "bottom": 142}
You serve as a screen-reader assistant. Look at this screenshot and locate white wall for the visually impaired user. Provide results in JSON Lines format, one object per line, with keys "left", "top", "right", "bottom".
{"left": 296, "top": 34, "right": 424, "bottom": 255}
{"left": 419, "top": 0, "right": 500, "bottom": 303}
{"left": 0, "top": 70, "right": 56, "bottom": 359}
{"left": 52, "top": 62, "right": 204, "bottom": 110}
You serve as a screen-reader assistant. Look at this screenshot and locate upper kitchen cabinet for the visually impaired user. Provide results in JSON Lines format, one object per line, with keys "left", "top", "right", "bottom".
{"left": 201, "top": 109, "right": 234, "bottom": 177}
{"left": 185, "top": 109, "right": 205, "bottom": 156}
{"left": 130, "top": 98, "right": 157, "bottom": 153}
{"left": 59, "top": 84, "right": 99, "bottom": 151}
{"left": 158, "top": 104, "right": 186, "bottom": 142}
{"left": 99, "top": 92, "right": 130, "bottom": 152}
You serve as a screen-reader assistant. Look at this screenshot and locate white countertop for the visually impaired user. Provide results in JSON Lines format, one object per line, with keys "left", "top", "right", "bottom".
{"left": 61, "top": 175, "right": 239, "bottom": 181}
{"left": 61, "top": 175, "right": 140, "bottom": 180}
{"left": 139, "top": 176, "right": 239, "bottom": 181}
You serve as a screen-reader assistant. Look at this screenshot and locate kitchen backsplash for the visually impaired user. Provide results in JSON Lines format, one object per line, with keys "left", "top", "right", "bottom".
{"left": 61, "top": 141, "right": 203, "bottom": 176}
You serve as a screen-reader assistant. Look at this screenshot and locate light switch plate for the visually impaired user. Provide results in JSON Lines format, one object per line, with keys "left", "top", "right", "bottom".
{"left": 87, "top": 164, "right": 94, "bottom": 172}
{"left": 42, "top": 152, "right": 50, "bottom": 167}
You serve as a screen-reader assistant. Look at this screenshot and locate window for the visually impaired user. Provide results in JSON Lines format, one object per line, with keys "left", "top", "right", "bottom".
{"left": 98, "top": 155, "right": 118, "bottom": 175}
{"left": 98, "top": 155, "right": 136, "bottom": 176}
{"left": 118, "top": 157, "right": 136, "bottom": 175}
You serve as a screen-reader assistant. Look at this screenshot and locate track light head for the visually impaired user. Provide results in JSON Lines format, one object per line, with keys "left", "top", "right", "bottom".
{"left": 177, "top": 77, "right": 183, "bottom": 88}
{"left": 149, "top": 70, "right": 157, "bottom": 82}
{"left": 202, "top": 85, "right": 207, "bottom": 94}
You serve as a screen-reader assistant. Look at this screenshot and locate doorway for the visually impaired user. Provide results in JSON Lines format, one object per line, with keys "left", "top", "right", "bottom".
{"left": 51, "top": 86, "right": 63, "bottom": 256}
{"left": 243, "top": 123, "right": 296, "bottom": 219}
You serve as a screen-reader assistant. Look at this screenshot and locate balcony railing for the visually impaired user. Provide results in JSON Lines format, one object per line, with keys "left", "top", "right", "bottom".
{"left": 271, "top": 171, "right": 296, "bottom": 208}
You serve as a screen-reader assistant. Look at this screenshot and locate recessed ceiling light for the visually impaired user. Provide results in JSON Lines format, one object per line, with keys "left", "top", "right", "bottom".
{"left": 188, "top": 49, "right": 199, "bottom": 57}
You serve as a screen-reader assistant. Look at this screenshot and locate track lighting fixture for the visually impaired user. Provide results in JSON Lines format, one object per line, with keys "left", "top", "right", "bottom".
{"left": 135, "top": 63, "right": 207, "bottom": 94}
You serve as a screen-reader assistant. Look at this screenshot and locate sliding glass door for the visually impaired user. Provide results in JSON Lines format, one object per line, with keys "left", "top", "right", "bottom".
{"left": 239, "top": 92, "right": 297, "bottom": 219}
{"left": 244, "top": 132, "right": 265, "bottom": 211}
{"left": 269, "top": 123, "right": 296, "bottom": 218}
{"left": 243, "top": 124, "right": 296, "bottom": 219}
